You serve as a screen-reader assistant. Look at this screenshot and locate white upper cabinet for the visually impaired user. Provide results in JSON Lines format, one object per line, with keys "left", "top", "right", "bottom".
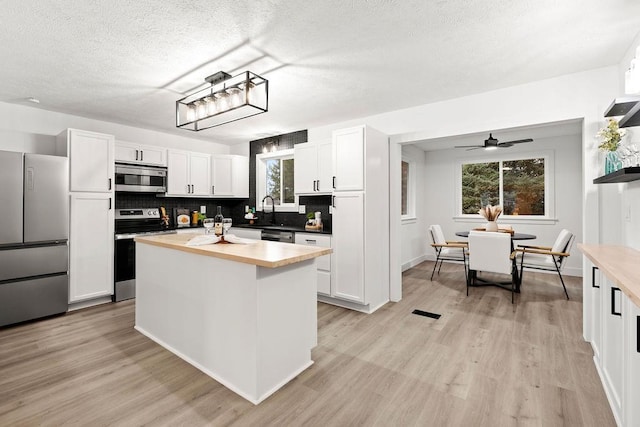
{"left": 332, "top": 126, "right": 364, "bottom": 191}
{"left": 211, "top": 155, "right": 249, "bottom": 198}
{"left": 114, "top": 141, "right": 166, "bottom": 166}
{"left": 294, "top": 139, "right": 333, "bottom": 194}
{"left": 317, "top": 140, "right": 333, "bottom": 193}
{"left": 211, "top": 155, "right": 233, "bottom": 196}
{"left": 167, "top": 150, "right": 211, "bottom": 196}
{"left": 57, "top": 129, "right": 114, "bottom": 193}
{"left": 294, "top": 142, "right": 317, "bottom": 194}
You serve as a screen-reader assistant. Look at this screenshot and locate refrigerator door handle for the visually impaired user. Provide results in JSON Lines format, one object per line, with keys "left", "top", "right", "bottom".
{"left": 26, "top": 167, "right": 35, "bottom": 191}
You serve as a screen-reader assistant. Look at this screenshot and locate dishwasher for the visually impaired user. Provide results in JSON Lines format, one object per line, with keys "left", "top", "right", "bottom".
{"left": 260, "top": 229, "right": 294, "bottom": 243}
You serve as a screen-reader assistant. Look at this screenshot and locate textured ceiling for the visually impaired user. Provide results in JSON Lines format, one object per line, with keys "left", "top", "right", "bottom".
{"left": 1, "top": 0, "right": 639, "bottom": 145}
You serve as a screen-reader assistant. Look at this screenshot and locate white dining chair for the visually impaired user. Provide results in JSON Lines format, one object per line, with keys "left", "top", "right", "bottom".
{"left": 515, "top": 229, "right": 575, "bottom": 299}
{"left": 428, "top": 225, "right": 468, "bottom": 281}
{"left": 467, "top": 230, "right": 517, "bottom": 303}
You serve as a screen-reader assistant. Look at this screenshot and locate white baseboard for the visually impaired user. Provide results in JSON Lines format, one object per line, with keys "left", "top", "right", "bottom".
{"left": 401, "top": 254, "right": 428, "bottom": 272}
{"left": 68, "top": 296, "right": 112, "bottom": 312}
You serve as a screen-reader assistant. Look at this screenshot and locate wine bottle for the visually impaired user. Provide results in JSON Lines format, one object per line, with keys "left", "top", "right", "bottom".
{"left": 214, "top": 206, "right": 224, "bottom": 236}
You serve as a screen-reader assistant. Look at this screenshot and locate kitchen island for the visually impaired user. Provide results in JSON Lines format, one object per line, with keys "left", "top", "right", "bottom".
{"left": 134, "top": 233, "right": 331, "bottom": 404}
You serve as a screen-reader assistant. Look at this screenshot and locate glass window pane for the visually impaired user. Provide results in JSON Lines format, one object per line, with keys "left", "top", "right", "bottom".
{"left": 282, "top": 158, "right": 295, "bottom": 204}
{"left": 502, "top": 158, "right": 545, "bottom": 215}
{"left": 401, "top": 161, "right": 409, "bottom": 215}
{"left": 461, "top": 162, "right": 499, "bottom": 214}
{"left": 266, "top": 158, "right": 281, "bottom": 204}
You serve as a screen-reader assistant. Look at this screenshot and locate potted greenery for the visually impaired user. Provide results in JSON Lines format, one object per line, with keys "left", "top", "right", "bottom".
{"left": 597, "top": 118, "right": 627, "bottom": 174}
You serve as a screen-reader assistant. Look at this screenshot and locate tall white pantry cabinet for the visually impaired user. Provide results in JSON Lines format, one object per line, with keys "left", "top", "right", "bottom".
{"left": 57, "top": 129, "right": 114, "bottom": 304}
{"left": 326, "top": 125, "right": 390, "bottom": 313}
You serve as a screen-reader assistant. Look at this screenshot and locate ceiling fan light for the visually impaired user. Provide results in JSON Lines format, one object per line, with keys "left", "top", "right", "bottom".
{"left": 485, "top": 146, "right": 498, "bottom": 151}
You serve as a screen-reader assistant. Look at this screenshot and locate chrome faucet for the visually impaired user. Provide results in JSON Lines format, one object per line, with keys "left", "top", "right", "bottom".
{"left": 261, "top": 195, "right": 276, "bottom": 225}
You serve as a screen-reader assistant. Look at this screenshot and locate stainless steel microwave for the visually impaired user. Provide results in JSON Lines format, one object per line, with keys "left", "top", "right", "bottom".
{"left": 114, "top": 163, "right": 167, "bottom": 193}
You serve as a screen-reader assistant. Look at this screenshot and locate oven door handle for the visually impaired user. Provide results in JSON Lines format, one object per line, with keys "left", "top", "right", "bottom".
{"left": 115, "top": 233, "right": 137, "bottom": 240}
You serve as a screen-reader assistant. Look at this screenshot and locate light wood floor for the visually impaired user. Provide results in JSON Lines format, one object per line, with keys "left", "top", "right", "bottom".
{"left": 0, "top": 262, "right": 614, "bottom": 426}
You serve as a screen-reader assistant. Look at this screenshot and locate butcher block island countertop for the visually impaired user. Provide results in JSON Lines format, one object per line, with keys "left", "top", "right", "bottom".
{"left": 135, "top": 233, "right": 331, "bottom": 268}
{"left": 133, "top": 232, "right": 331, "bottom": 405}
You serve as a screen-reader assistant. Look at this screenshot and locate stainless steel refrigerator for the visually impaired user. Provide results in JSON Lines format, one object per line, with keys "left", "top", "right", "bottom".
{"left": 0, "top": 150, "right": 69, "bottom": 327}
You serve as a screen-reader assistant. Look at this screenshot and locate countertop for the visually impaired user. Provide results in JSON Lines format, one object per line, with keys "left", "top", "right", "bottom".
{"left": 578, "top": 243, "right": 640, "bottom": 307}
{"left": 135, "top": 233, "right": 331, "bottom": 268}
{"left": 172, "top": 223, "right": 332, "bottom": 234}
{"left": 232, "top": 223, "right": 332, "bottom": 234}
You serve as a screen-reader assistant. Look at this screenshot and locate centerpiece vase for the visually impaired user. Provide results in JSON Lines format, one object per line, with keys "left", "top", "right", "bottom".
{"left": 485, "top": 221, "right": 498, "bottom": 232}
{"left": 605, "top": 151, "right": 622, "bottom": 174}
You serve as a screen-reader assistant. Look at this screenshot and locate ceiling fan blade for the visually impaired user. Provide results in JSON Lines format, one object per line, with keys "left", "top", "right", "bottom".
{"left": 499, "top": 138, "right": 533, "bottom": 146}
{"left": 465, "top": 147, "right": 483, "bottom": 151}
{"left": 454, "top": 145, "right": 483, "bottom": 149}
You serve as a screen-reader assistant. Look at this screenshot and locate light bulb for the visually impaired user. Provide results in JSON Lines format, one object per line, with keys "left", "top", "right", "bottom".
{"left": 217, "top": 92, "right": 229, "bottom": 112}
{"left": 196, "top": 100, "right": 207, "bottom": 119}
{"left": 206, "top": 96, "right": 216, "bottom": 116}
{"left": 186, "top": 104, "right": 196, "bottom": 122}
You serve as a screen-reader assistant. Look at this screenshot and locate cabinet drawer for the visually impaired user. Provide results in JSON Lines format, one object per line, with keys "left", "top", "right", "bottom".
{"left": 0, "top": 244, "right": 68, "bottom": 282}
{"left": 295, "top": 233, "right": 331, "bottom": 271}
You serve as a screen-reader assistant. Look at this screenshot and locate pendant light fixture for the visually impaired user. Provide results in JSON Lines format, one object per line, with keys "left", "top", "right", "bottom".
{"left": 176, "top": 71, "right": 268, "bottom": 131}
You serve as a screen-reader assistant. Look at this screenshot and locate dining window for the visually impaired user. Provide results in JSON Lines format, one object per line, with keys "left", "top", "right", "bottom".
{"left": 459, "top": 155, "right": 550, "bottom": 218}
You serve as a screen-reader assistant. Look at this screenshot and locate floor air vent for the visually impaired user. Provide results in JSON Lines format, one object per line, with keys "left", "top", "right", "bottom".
{"left": 412, "top": 309, "right": 441, "bottom": 319}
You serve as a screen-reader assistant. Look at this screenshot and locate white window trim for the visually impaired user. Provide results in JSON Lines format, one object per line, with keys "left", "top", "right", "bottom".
{"left": 454, "top": 149, "right": 556, "bottom": 224}
{"left": 256, "top": 149, "right": 299, "bottom": 212}
{"left": 401, "top": 157, "right": 416, "bottom": 222}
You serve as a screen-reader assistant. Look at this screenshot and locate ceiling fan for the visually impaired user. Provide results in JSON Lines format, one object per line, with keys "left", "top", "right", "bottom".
{"left": 455, "top": 133, "right": 533, "bottom": 151}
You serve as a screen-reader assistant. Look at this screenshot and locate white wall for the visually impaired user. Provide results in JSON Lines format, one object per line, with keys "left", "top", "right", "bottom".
{"left": 0, "top": 102, "right": 230, "bottom": 155}
{"left": 308, "top": 65, "right": 621, "bottom": 298}
{"left": 400, "top": 145, "right": 428, "bottom": 271}
{"left": 617, "top": 33, "right": 640, "bottom": 250}
{"left": 420, "top": 134, "right": 583, "bottom": 276}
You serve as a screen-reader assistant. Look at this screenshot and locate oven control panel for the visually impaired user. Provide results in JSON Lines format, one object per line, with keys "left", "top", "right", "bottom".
{"left": 115, "top": 209, "right": 160, "bottom": 219}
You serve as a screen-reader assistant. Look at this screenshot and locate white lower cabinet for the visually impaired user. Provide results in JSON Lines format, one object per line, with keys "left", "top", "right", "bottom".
{"left": 332, "top": 192, "right": 365, "bottom": 303}
{"left": 601, "top": 275, "right": 624, "bottom": 422}
{"left": 590, "top": 265, "right": 603, "bottom": 363}
{"left": 69, "top": 193, "right": 114, "bottom": 302}
{"left": 625, "top": 297, "right": 640, "bottom": 427}
{"left": 295, "top": 233, "right": 332, "bottom": 296}
{"left": 582, "top": 247, "right": 640, "bottom": 427}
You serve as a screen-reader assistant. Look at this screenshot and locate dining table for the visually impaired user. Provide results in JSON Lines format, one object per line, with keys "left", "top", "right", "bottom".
{"left": 455, "top": 230, "right": 537, "bottom": 292}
